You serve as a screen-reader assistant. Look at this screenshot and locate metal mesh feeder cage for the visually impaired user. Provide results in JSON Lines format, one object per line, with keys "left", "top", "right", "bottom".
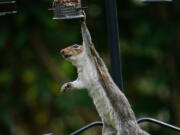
{"left": 52, "top": 0, "right": 85, "bottom": 20}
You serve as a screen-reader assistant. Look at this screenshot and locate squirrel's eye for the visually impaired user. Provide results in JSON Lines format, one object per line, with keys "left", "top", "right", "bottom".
{"left": 73, "top": 45, "right": 79, "bottom": 48}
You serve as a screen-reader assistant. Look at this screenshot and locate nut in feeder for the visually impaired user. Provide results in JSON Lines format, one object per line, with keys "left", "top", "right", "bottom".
{"left": 51, "top": 0, "right": 85, "bottom": 20}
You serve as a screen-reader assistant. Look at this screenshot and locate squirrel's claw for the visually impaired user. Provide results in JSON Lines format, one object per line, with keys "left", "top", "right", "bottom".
{"left": 60, "top": 82, "right": 72, "bottom": 92}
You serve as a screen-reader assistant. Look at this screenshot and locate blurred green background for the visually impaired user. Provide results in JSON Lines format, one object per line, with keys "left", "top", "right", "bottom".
{"left": 0, "top": 0, "right": 180, "bottom": 135}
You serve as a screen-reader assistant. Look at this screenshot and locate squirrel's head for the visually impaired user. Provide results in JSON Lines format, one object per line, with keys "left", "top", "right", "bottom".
{"left": 60, "top": 44, "right": 83, "bottom": 61}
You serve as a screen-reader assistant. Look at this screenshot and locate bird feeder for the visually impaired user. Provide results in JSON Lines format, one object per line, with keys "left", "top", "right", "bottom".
{"left": 51, "top": 0, "right": 85, "bottom": 20}
{"left": 0, "top": 1, "right": 17, "bottom": 16}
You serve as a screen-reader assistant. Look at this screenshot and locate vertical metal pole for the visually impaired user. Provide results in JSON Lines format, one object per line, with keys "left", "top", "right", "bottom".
{"left": 105, "top": 0, "right": 123, "bottom": 90}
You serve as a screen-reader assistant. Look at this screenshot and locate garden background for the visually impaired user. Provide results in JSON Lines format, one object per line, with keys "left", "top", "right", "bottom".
{"left": 0, "top": 0, "right": 180, "bottom": 135}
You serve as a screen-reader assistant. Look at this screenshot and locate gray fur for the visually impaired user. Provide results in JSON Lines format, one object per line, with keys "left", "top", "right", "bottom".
{"left": 80, "top": 21, "right": 149, "bottom": 135}
{"left": 61, "top": 21, "right": 149, "bottom": 135}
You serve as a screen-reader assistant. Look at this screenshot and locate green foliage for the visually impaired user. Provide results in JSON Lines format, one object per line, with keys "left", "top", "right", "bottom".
{"left": 0, "top": 0, "right": 180, "bottom": 135}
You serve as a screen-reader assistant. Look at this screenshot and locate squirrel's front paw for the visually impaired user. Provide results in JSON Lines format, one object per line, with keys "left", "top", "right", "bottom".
{"left": 61, "top": 82, "right": 72, "bottom": 92}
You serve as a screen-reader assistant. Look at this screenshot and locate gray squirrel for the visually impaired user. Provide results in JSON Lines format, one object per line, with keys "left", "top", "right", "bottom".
{"left": 60, "top": 20, "right": 149, "bottom": 135}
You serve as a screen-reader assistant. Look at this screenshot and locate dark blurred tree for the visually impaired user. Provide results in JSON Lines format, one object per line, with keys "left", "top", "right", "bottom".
{"left": 0, "top": 0, "right": 180, "bottom": 135}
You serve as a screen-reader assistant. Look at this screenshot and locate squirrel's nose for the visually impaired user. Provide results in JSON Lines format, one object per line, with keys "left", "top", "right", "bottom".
{"left": 60, "top": 50, "right": 66, "bottom": 55}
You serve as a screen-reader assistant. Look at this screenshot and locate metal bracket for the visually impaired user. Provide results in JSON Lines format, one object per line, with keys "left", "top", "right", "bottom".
{"left": 69, "top": 118, "right": 180, "bottom": 135}
{"left": 0, "top": 1, "right": 17, "bottom": 16}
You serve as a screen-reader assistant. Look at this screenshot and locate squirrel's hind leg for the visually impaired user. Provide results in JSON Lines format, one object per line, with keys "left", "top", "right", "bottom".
{"left": 102, "top": 124, "right": 117, "bottom": 135}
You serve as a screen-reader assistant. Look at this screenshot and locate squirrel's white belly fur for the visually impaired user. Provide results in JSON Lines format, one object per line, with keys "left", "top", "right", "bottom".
{"left": 77, "top": 53, "right": 119, "bottom": 130}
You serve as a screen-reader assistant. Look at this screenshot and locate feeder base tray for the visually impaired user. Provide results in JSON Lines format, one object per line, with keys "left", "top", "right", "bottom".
{"left": 53, "top": 14, "right": 84, "bottom": 20}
